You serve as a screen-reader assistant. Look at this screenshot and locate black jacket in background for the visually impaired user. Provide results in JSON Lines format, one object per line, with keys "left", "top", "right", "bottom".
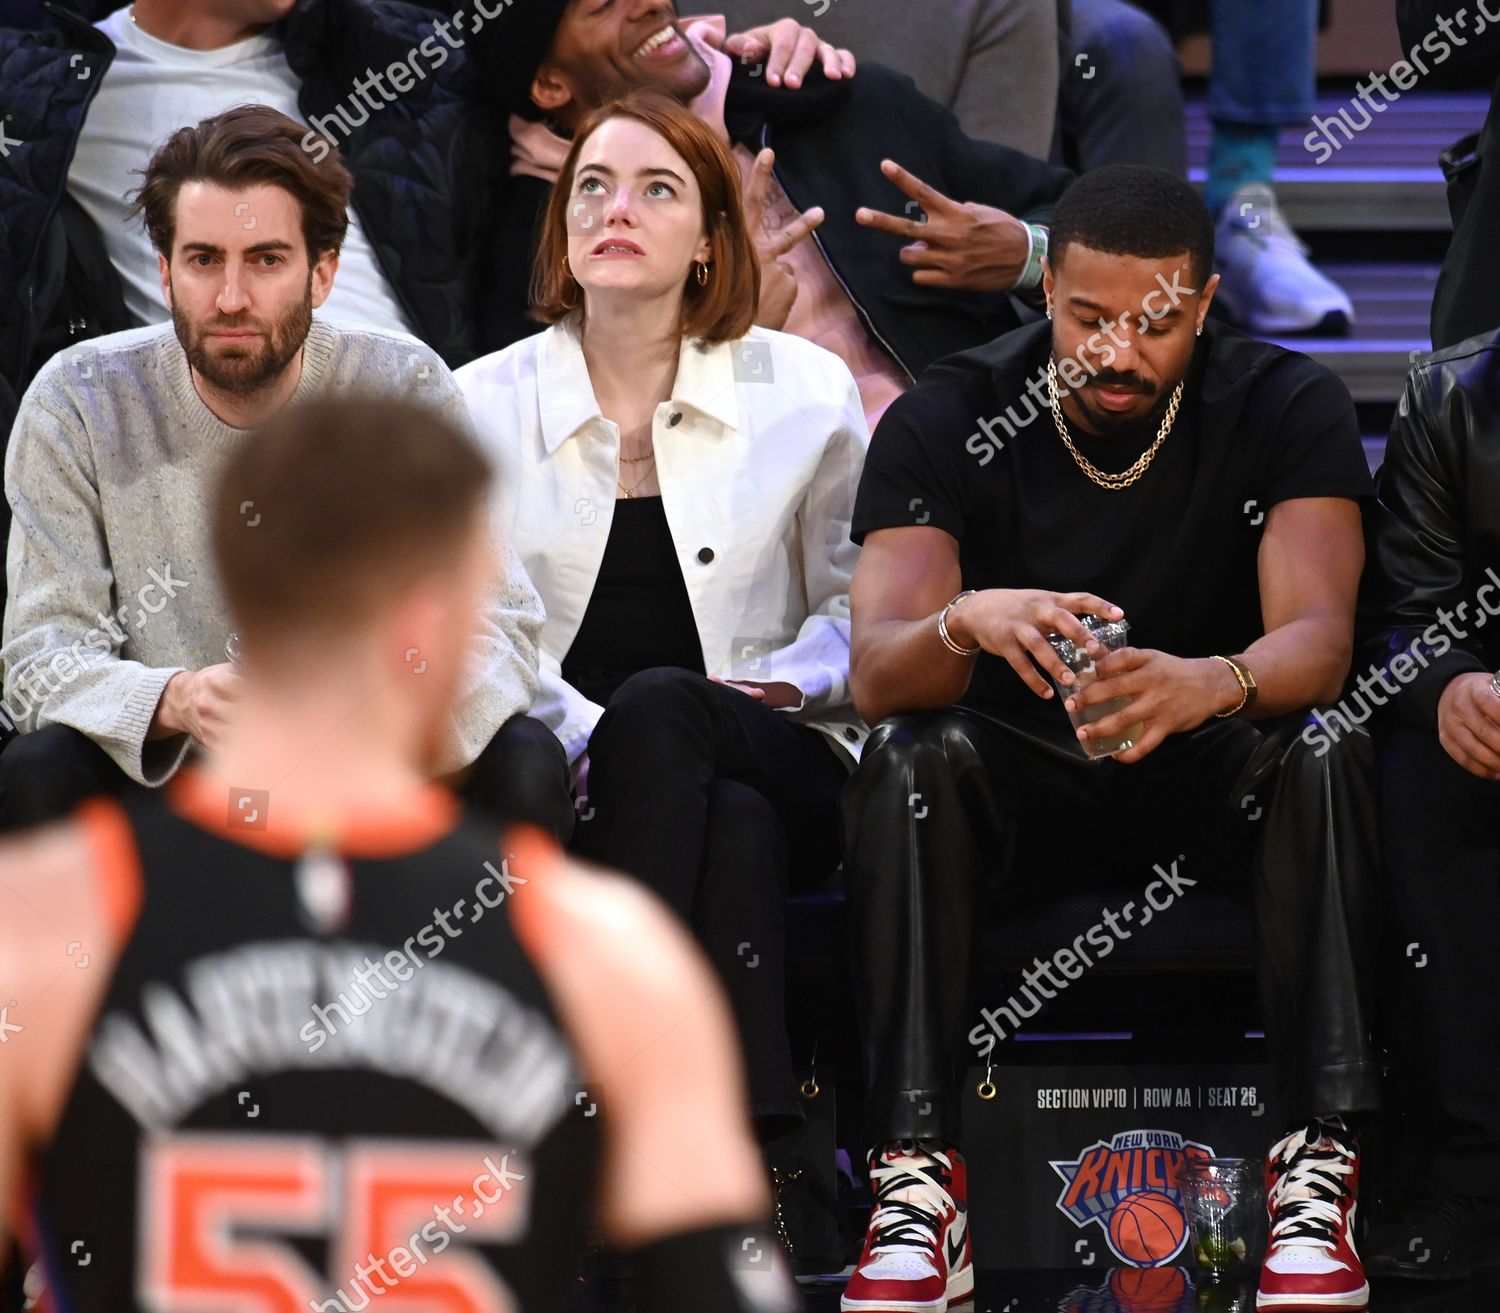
{"left": 1396, "top": 1, "right": 1500, "bottom": 349}
{"left": 1358, "top": 329, "right": 1500, "bottom": 731}
{"left": 0, "top": 0, "right": 502, "bottom": 421}
{"left": 483, "top": 62, "right": 1073, "bottom": 380}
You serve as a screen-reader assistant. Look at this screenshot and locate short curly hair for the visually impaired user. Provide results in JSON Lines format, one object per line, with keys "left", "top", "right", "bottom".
{"left": 1049, "top": 165, "right": 1214, "bottom": 285}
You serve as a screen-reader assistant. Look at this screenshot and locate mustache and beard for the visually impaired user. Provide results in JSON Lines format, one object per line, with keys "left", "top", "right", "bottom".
{"left": 1065, "top": 367, "right": 1176, "bottom": 443}
{"left": 172, "top": 273, "right": 313, "bottom": 399}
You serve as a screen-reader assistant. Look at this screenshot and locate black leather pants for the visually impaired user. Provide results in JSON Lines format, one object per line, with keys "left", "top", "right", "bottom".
{"left": 842, "top": 704, "right": 1381, "bottom": 1148}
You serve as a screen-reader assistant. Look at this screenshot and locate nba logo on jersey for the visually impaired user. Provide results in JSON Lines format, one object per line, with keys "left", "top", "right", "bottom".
{"left": 295, "top": 843, "right": 352, "bottom": 935}
{"left": 1050, "top": 1128, "right": 1212, "bottom": 1266}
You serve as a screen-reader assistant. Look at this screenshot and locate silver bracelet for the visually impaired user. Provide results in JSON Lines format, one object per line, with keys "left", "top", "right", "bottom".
{"left": 938, "top": 590, "right": 980, "bottom": 657}
{"left": 1490, "top": 670, "right": 1500, "bottom": 699}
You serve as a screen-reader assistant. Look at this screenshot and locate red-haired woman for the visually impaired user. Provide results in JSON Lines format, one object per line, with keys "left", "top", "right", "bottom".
{"left": 458, "top": 92, "right": 868, "bottom": 1141}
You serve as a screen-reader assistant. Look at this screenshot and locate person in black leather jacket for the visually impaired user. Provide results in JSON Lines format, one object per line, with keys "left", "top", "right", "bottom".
{"left": 1357, "top": 330, "right": 1500, "bottom": 1279}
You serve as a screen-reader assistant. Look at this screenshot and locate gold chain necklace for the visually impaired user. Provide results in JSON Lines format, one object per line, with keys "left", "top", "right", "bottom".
{"left": 617, "top": 452, "right": 656, "bottom": 499}
{"left": 1047, "top": 360, "right": 1183, "bottom": 491}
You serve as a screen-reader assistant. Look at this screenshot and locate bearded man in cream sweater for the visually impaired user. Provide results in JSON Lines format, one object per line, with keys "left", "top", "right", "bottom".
{"left": 0, "top": 106, "right": 564, "bottom": 836}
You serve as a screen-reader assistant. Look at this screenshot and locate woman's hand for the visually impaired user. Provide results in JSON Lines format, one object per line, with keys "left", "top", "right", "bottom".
{"left": 744, "top": 149, "right": 824, "bottom": 330}
{"left": 711, "top": 675, "right": 804, "bottom": 709}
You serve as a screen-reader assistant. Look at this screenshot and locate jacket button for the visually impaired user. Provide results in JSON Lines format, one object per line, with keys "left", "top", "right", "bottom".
{"left": 844, "top": 727, "right": 859, "bottom": 741}
{"left": 668, "top": 412, "right": 683, "bottom": 426}
{"left": 697, "top": 547, "right": 715, "bottom": 564}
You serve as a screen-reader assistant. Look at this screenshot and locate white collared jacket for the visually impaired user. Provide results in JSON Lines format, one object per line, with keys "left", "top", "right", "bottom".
{"left": 457, "top": 319, "right": 871, "bottom": 765}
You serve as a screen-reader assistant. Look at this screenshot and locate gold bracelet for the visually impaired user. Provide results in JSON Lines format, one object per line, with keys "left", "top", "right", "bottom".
{"left": 938, "top": 590, "right": 980, "bottom": 657}
{"left": 1210, "top": 654, "right": 1255, "bottom": 718}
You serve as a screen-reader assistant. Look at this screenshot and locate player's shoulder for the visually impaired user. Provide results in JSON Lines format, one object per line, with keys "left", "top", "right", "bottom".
{"left": 0, "top": 808, "right": 128, "bottom": 966}
{"left": 0, "top": 817, "right": 96, "bottom": 905}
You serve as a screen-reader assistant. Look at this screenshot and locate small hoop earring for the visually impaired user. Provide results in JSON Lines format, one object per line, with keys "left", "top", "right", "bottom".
{"left": 695, "top": 262, "right": 710, "bottom": 287}
{"left": 1046, "top": 307, "right": 1054, "bottom": 321}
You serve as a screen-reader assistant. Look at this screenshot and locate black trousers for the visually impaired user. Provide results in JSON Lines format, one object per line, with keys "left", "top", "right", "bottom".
{"left": 0, "top": 716, "right": 574, "bottom": 841}
{"left": 571, "top": 667, "right": 849, "bottom": 1134}
{"left": 1379, "top": 727, "right": 1500, "bottom": 1197}
{"left": 842, "top": 704, "right": 1381, "bottom": 1148}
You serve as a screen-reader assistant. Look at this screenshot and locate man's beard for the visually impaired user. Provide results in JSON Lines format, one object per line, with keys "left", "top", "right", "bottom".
{"left": 173, "top": 278, "right": 313, "bottom": 398}
{"left": 1067, "top": 370, "right": 1176, "bottom": 444}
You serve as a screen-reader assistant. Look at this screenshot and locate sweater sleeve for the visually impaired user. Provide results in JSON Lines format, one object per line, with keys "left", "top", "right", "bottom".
{"left": 2, "top": 387, "right": 190, "bottom": 785}
{"left": 949, "top": 0, "right": 1060, "bottom": 158}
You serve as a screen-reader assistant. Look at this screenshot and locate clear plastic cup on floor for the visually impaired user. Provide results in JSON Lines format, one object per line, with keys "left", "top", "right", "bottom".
{"left": 1045, "top": 615, "right": 1143, "bottom": 760}
{"left": 1178, "top": 1156, "right": 1264, "bottom": 1281}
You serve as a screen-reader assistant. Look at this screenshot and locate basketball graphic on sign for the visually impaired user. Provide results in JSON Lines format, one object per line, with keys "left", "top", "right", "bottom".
{"left": 1051, "top": 1128, "right": 1211, "bottom": 1267}
{"left": 1108, "top": 1190, "right": 1188, "bottom": 1265}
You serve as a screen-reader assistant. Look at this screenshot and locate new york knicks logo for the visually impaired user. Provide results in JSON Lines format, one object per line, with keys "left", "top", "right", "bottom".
{"left": 1051, "top": 1129, "right": 1213, "bottom": 1266}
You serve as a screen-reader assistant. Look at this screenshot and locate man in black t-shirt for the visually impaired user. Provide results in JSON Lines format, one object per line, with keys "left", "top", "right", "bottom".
{"left": 838, "top": 168, "right": 1378, "bottom": 1313}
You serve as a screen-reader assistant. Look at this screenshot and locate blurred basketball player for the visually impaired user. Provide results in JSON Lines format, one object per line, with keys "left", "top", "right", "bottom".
{"left": 0, "top": 398, "right": 799, "bottom": 1313}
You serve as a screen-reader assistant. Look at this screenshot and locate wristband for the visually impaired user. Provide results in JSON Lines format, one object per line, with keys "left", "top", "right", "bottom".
{"left": 1011, "top": 222, "right": 1048, "bottom": 292}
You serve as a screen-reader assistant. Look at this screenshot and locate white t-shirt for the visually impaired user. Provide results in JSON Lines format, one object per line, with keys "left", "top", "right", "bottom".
{"left": 67, "top": 6, "right": 415, "bottom": 337}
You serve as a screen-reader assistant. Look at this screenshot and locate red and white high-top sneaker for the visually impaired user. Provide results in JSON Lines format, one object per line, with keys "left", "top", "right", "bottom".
{"left": 841, "top": 1140, "right": 972, "bottom": 1312}
{"left": 1257, "top": 1117, "right": 1369, "bottom": 1310}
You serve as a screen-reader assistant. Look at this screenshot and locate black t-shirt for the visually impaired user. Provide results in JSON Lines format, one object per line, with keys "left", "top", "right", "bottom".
{"left": 851, "top": 321, "right": 1373, "bottom": 726}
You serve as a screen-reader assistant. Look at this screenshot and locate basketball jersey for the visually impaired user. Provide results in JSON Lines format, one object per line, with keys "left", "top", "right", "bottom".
{"left": 26, "top": 781, "right": 601, "bottom": 1313}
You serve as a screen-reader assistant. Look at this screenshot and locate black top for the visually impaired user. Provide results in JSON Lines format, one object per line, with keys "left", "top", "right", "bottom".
{"left": 36, "top": 789, "right": 600, "bottom": 1313}
{"left": 563, "top": 495, "right": 705, "bottom": 706}
{"left": 852, "top": 321, "right": 1374, "bottom": 727}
